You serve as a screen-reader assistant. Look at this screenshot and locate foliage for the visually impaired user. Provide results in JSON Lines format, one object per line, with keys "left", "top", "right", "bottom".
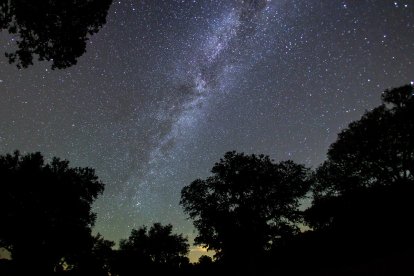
{"left": 180, "top": 151, "right": 311, "bottom": 267}
{"left": 113, "top": 223, "right": 189, "bottom": 275}
{"left": 198, "top": 255, "right": 213, "bottom": 265}
{"left": 306, "top": 84, "right": 414, "bottom": 229}
{"left": 119, "top": 223, "right": 189, "bottom": 265}
{"left": 0, "top": 151, "right": 105, "bottom": 274}
{"left": 0, "top": 0, "right": 112, "bottom": 69}
{"left": 71, "top": 233, "right": 115, "bottom": 276}
{"left": 296, "top": 84, "right": 414, "bottom": 275}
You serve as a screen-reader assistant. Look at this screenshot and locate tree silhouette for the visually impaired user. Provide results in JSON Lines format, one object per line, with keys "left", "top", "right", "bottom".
{"left": 306, "top": 84, "right": 414, "bottom": 229}
{"left": 189, "top": 255, "right": 216, "bottom": 276}
{"left": 302, "top": 84, "right": 414, "bottom": 271}
{"left": 0, "top": 0, "right": 113, "bottom": 69}
{"left": 113, "top": 223, "right": 189, "bottom": 275}
{"left": 180, "top": 151, "right": 311, "bottom": 274}
{"left": 72, "top": 233, "right": 115, "bottom": 276}
{"left": 197, "top": 255, "right": 213, "bottom": 266}
{"left": 0, "top": 151, "right": 105, "bottom": 275}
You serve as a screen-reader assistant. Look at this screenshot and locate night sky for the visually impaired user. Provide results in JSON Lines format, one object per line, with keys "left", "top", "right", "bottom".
{"left": 1, "top": 0, "right": 413, "bottom": 261}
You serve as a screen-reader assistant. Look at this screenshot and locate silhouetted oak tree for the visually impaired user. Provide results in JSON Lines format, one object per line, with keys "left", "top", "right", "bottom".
{"left": 190, "top": 255, "right": 216, "bottom": 276}
{"left": 0, "top": 0, "right": 112, "bottom": 69}
{"left": 180, "top": 151, "right": 311, "bottom": 273}
{"left": 302, "top": 84, "right": 414, "bottom": 269}
{"left": 0, "top": 151, "right": 105, "bottom": 275}
{"left": 197, "top": 255, "right": 213, "bottom": 265}
{"left": 114, "top": 223, "right": 189, "bottom": 275}
{"left": 72, "top": 233, "right": 115, "bottom": 276}
{"left": 307, "top": 84, "right": 414, "bottom": 229}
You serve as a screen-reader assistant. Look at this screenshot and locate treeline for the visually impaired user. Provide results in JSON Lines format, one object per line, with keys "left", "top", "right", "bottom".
{"left": 0, "top": 84, "right": 413, "bottom": 275}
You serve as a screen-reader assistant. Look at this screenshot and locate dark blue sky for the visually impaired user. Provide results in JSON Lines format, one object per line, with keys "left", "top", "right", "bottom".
{"left": 1, "top": 0, "right": 413, "bottom": 261}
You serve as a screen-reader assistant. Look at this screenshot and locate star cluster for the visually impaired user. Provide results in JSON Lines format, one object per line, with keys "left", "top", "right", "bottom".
{"left": 0, "top": 0, "right": 413, "bottom": 261}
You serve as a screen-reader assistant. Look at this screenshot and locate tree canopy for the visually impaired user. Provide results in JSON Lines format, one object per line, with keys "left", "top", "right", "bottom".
{"left": 306, "top": 84, "right": 414, "bottom": 229}
{"left": 120, "top": 223, "right": 189, "bottom": 265}
{"left": 71, "top": 233, "right": 115, "bottom": 276}
{"left": 299, "top": 84, "right": 414, "bottom": 271}
{"left": 113, "top": 223, "right": 189, "bottom": 275}
{"left": 180, "top": 151, "right": 311, "bottom": 271}
{"left": 0, "top": 151, "right": 105, "bottom": 274}
{"left": 0, "top": 0, "right": 113, "bottom": 69}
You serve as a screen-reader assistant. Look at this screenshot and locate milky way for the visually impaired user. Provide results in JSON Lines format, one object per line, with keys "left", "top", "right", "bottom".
{"left": 133, "top": 0, "right": 279, "bottom": 219}
{"left": 1, "top": 0, "right": 413, "bottom": 261}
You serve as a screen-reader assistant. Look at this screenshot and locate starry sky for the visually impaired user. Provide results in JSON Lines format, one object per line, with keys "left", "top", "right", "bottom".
{"left": 0, "top": 0, "right": 413, "bottom": 261}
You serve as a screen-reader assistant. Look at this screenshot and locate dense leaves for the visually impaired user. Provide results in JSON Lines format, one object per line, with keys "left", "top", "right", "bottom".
{"left": 0, "top": 0, "right": 112, "bottom": 69}
{"left": 307, "top": 84, "right": 414, "bottom": 228}
{"left": 0, "top": 151, "right": 105, "bottom": 274}
{"left": 113, "top": 223, "right": 189, "bottom": 275}
{"left": 72, "top": 234, "right": 115, "bottom": 276}
{"left": 180, "top": 151, "right": 311, "bottom": 271}
{"left": 299, "top": 84, "right": 414, "bottom": 274}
